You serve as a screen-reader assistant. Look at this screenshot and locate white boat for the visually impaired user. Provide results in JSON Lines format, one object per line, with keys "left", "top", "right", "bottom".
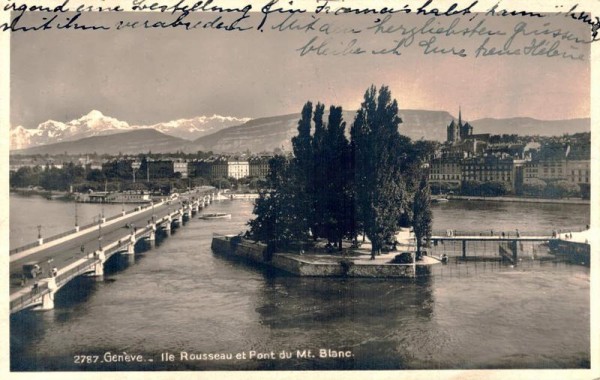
{"left": 432, "top": 197, "right": 449, "bottom": 203}
{"left": 199, "top": 213, "right": 232, "bottom": 220}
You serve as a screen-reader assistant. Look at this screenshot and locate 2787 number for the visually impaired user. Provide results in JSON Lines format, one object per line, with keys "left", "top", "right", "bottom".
{"left": 73, "top": 355, "right": 99, "bottom": 364}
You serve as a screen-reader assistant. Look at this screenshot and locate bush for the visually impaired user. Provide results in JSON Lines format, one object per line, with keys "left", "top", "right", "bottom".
{"left": 461, "top": 180, "right": 483, "bottom": 196}
{"left": 461, "top": 180, "right": 511, "bottom": 196}
{"left": 391, "top": 252, "right": 413, "bottom": 264}
{"left": 522, "top": 179, "right": 546, "bottom": 197}
{"left": 579, "top": 183, "right": 590, "bottom": 200}
{"left": 480, "top": 181, "right": 511, "bottom": 196}
{"left": 431, "top": 182, "right": 460, "bottom": 195}
{"left": 545, "top": 180, "right": 580, "bottom": 198}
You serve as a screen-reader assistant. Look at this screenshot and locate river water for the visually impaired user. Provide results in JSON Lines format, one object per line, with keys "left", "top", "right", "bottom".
{"left": 9, "top": 195, "right": 590, "bottom": 370}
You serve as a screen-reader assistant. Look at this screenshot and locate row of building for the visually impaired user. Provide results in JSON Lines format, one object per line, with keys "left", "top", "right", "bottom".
{"left": 107, "top": 156, "right": 272, "bottom": 181}
{"left": 428, "top": 112, "right": 590, "bottom": 193}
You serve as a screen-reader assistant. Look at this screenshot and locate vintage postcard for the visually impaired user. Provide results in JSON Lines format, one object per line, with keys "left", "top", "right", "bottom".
{"left": 1, "top": 0, "right": 598, "bottom": 379}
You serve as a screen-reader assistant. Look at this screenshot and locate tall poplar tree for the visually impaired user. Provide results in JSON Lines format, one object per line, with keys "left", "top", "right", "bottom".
{"left": 311, "top": 103, "right": 327, "bottom": 239}
{"left": 291, "top": 101, "right": 313, "bottom": 189}
{"left": 323, "top": 105, "right": 351, "bottom": 249}
{"left": 291, "top": 102, "right": 314, "bottom": 238}
{"left": 351, "top": 85, "right": 408, "bottom": 259}
{"left": 412, "top": 175, "right": 433, "bottom": 257}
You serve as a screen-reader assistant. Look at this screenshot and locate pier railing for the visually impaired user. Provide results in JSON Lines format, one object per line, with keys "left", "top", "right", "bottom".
{"left": 431, "top": 229, "right": 579, "bottom": 238}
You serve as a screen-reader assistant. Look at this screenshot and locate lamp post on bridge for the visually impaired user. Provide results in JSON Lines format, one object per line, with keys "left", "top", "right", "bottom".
{"left": 98, "top": 213, "right": 103, "bottom": 250}
{"left": 37, "top": 225, "right": 43, "bottom": 245}
{"left": 75, "top": 202, "right": 79, "bottom": 232}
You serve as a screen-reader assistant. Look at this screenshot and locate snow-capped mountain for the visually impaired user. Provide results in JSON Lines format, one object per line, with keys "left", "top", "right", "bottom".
{"left": 10, "top": 110, "right": 132, "bottom": 150}
{"left": 148, "top": 115, "right": 250, "bottom": 140}
{"left": 10, "top": 111, "right": 250, "bottom": 150}
{"left": 10, "top": 125, "right": 43, "bottom": 150}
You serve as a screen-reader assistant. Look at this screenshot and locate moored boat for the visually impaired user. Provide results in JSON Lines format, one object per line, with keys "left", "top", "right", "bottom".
{"left": 199, "top": 213, "right": 232, "bottom": 220}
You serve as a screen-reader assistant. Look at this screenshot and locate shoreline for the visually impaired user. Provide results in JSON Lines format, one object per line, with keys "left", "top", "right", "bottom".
{"left": 447, "top": 195, "right": 589, "bottom": 205}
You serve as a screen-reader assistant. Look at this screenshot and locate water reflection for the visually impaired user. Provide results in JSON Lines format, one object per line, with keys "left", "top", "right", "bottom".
{"left": 253, "top": 274, "right": 436, "bottom": 369}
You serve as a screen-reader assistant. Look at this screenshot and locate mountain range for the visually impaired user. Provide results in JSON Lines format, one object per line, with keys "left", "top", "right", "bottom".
{"left": 10, "top": 110, "right": 250, "bottom": 150}
{"left": 10, "top": 110, "right": 590, "bottom": 155}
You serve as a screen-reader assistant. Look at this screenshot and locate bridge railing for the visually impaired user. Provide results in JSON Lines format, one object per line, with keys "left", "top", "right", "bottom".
{"left": 9, "top": 191, "right": 213, "bottom": 255}
{"left": 10, "top": 283, "right": 50, "bottom": 313}
{"left": 43, "top": 228, "right": 79, "bottom": 244}
{"left": 9, "top": 241, "right": 40, "bottom": 255}
{"left": 106, "top": 236, "right": 137, "bottom": 256}
{"left": 8, "top": 201, "right": 166, "bottom": 256}
{"left": 55, "top": 260, "right": 97, "bottom": 288}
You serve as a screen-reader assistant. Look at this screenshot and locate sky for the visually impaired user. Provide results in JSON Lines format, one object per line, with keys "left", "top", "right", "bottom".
{"left": 10, "top": 10, "right": 591, "bottom": 129}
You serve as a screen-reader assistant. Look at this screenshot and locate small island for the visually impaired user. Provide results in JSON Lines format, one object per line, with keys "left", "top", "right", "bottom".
{"left": 212, "top": 85, "right": 437, "bottom": 278}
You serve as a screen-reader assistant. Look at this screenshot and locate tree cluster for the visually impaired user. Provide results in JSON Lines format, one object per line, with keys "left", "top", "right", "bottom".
{"left": 248, "top": 85, "right": 433, "bottom": 259}
{"left": 521, "top": 179, "right": 583, "bottom": 199}
{"left": 461, "top": 180, "right": 512, "bottom": 197}
{"left": 10, "top": 163, "right": 85, "bottom": 191}
{"left": 10, "top": 162, "right": 209, "bottom": 195}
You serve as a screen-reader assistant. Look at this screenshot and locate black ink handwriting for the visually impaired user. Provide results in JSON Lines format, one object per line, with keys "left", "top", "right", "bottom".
{"left": 296, "top": 36, "right": 366, "bottom": 56}
{"left": 257, "top": 0, "right": 306, "bottom": 32}
{"left": 272, "top": 14, "right": 360, "bottom": 34}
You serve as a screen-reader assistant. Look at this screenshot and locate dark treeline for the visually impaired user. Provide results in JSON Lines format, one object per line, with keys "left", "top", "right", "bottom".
{"left": 9, "top": 162, "right": 211, "bottom": 194}
{"left": 9, "top": 149, "right": 267, "bottom": 194}
{"left": 248, "top": 85, "right": 433, "bottom": 259}
{"left": 10, "top": 162, "right": 262, "bottom": 195}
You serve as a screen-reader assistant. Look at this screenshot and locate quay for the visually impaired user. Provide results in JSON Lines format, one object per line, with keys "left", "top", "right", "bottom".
{"left": 9, "top": 187, "right": 219, "bottom": 314}
{"left": 211, "top": 229, "right": 438, "bottom": 278}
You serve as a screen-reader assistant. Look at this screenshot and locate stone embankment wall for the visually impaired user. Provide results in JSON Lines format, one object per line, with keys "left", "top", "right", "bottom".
{"left": 272, "top": 255, "right": 342, "bottom": 276}
{"left": 211, "top": 236, "right": 417, "bottom": 278}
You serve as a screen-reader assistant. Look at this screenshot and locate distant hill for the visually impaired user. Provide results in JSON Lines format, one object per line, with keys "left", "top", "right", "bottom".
{"left": 193, "top": 110, "right": 456, "bottom": 153}
{"left": 194, "top": 112, "right": 591, "bottom": 153}
{"left": 13, "top": 129, "right": 189, "bottom": 155}
{"left": 470, "top": 117, "right": 590, "bottom": 137}
{"left": 193, "top": 113, "right": 318, "bottom": 153}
